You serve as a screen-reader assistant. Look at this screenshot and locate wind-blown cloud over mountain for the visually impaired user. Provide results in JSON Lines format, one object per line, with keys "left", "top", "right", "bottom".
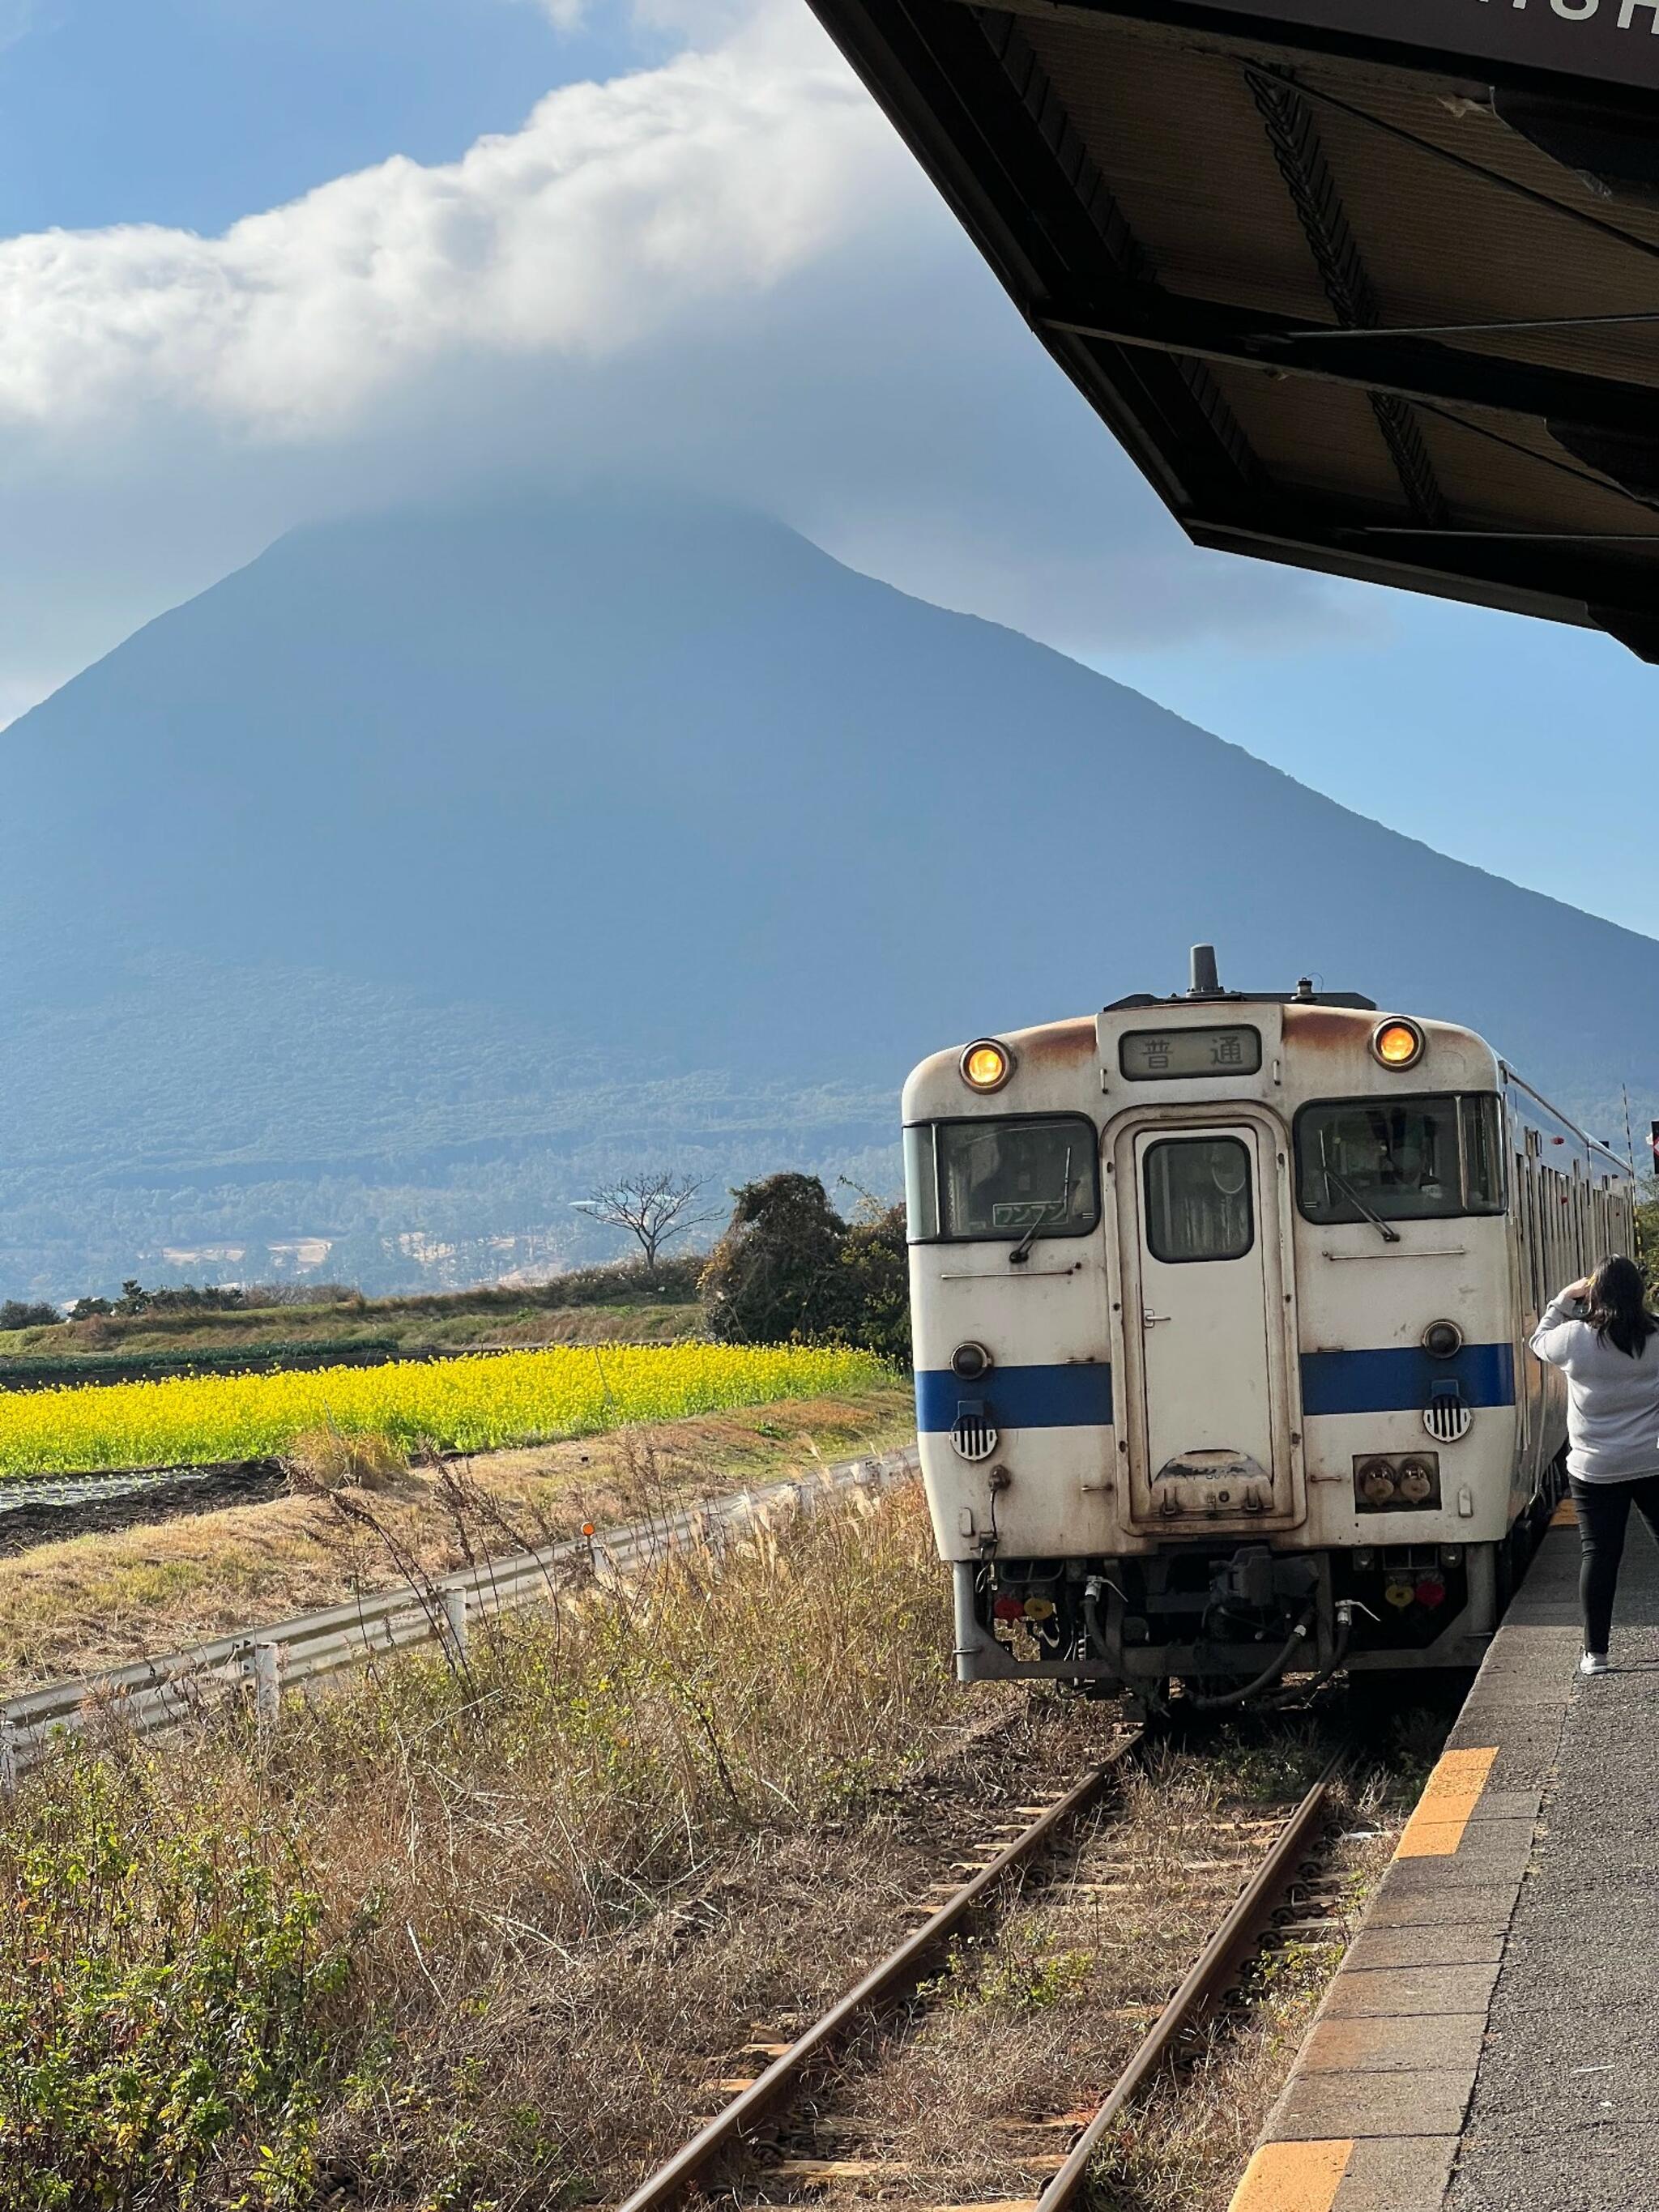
{"left": 0, "top": 10, "right": 881, "bottom": 435}
{"left": 0, "top": 0, "right": 1344, "bottom": 722}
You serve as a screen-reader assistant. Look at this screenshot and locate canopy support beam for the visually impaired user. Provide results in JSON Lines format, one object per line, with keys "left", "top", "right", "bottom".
{"left": 1040, "top": 292, "right": 1659, "bottom": 454}
{"left": 1244, "top": 66, "right": 1449, "bottom": 526}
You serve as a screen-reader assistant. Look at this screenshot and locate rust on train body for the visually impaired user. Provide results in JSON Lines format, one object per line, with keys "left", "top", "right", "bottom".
{"left": 902, "top": 945, "right": 1635, "bottom": 1704}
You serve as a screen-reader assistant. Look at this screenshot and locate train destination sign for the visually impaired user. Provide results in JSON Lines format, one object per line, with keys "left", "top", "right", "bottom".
{"left": 1120, "top": 1028, "right": 1265, "bottom": 1080}
{"left": 1187, "top": 0, "right": 1659, "bottom": 96}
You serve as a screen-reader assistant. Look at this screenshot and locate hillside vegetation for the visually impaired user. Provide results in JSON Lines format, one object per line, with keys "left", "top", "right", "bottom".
{"left": 0, "top": 491, "right": 1652, "bottom": 1297}
{"left": 0, "top": 1256, "right": 706, "bottom": 1380}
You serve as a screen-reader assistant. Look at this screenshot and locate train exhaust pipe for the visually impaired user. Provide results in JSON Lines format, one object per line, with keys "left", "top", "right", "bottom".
{"left": 1188, "top": 942, "right": 1222, "bottom": 997}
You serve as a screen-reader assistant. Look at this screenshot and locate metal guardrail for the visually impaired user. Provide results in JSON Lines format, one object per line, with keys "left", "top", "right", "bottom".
{"left": 0, "top": 1443, "right": 921, "bottom": 1787}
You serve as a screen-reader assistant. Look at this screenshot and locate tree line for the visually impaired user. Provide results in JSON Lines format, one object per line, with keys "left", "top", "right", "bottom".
{"left": 0, "top": 1169, "right": 911, "bottom": 1362}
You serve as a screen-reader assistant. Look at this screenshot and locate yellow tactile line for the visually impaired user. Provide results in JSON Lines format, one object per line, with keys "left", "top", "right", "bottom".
{"left": 1394, "top": 1744, "right": 1499, "bottom": 1859}
{"left": 1227, "top": 2138, "right": 1354, "bottom": 2211}
{"left": 1550, "top": 1498, "right": 1577, "bottom": 1528}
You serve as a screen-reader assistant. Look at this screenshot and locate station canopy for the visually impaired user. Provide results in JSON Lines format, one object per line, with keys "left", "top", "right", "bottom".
{"left": 805, "top": 0, "right": 1659, "bottom": 658}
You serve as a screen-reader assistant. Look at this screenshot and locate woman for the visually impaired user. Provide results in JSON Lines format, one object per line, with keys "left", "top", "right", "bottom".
{"left": 1530, "top": 1254, "right": 1659, "bottom": 1675}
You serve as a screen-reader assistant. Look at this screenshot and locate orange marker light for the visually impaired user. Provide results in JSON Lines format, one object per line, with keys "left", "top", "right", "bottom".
{"left": 961, "top": 1039, "right": 1013, "bottom": 1092}
{"left": 1372, "top": 1018, "right": 1424, "bottom": 1070}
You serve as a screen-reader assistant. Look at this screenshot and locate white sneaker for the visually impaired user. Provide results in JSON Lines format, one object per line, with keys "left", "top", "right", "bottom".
{"left": 1580, "top": 1652, "right": 1610, "bottom": 1677}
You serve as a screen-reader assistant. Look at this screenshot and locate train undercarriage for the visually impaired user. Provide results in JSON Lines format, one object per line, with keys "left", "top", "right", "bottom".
{"left": 953, "top": 1474, "right": 1562, "bottom": 1710}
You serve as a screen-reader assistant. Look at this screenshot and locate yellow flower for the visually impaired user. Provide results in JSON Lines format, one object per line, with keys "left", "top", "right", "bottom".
{"left": 0, "top": 1344, "right": 890, "bottom": 1479}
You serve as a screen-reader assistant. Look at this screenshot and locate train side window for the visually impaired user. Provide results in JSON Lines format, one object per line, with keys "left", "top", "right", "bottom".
{"left": 902, "top": 1125, "right": 940, "bottom": 1242}
{"left": 1142, "top": 1136, "right": 1254, "bottom": 1264}
{"left": 1539, "top": 1167, "right": 1557, "bottom": 1300}
{"left": 920, "top": 1114, "right": 1100, "bottom": 1243}
{"left": 1461, "top": 1096, "right": 1503, "bottom": 1211}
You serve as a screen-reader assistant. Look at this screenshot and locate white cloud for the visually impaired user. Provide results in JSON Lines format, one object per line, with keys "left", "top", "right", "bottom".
{"left": 0, "top": 6, "right": 885, "bottom": 437}
{"left": 0, "top": 0, "right": 1351, "bottom": 715}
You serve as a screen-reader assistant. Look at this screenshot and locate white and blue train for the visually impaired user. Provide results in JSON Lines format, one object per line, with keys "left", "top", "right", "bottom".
{"left": 902, "top": 949, "right": 1635, "bottom": 1705}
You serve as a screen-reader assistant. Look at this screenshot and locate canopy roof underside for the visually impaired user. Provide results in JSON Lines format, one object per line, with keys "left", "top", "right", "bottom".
{"left": 806, "top": 0, "right": 1659, "bottom": 657}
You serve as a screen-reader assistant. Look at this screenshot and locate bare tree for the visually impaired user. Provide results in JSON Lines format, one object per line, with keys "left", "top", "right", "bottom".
{"left": 574, "top": 1170, "right": 716, "bottom": 1267}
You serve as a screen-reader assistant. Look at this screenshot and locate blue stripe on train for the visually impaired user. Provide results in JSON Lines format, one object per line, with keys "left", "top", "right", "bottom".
{"left": 915, "top": 1362, "right": 1114, "bottom": 1433}
{"left": 1298, "top": 1341, "right": 1516, "bottom": 1416}
{"left": 916, "top": 1343, "right": 1516, "bottom": 1432}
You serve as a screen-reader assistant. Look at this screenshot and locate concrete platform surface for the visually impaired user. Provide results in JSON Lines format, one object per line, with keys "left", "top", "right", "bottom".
{"left": 1227, "top": 1507, "right": 1659, "bottom": 2212}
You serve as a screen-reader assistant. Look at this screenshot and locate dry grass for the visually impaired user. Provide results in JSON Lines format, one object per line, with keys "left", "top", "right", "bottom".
{"left": 284, "top": 1426, "right": 408, "bottom": 1491}
{"left": 764, "top": 1732, "right": 1348, "bottom": 2209}
{"left": 486, "top": 1302, "right": 702, "bottom": 1344}
{"left": 0, "top": 1456, "right": 1449, "bottom": 2212}
{"left": 0, "top": 1383, "right": 912, "bottom": 1686}
{"left": 1085, "top": 1757, "right": 1420, "bottom": 2211}
{"left": 0, "top": 1474, "right": 1088, "bottom": 2210}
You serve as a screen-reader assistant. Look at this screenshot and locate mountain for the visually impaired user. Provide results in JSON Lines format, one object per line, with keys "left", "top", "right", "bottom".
{"left": 1, "top": 489, "right": 1652, "bottom": 1297}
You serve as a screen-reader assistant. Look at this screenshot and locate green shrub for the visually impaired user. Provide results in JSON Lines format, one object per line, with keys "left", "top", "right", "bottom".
{"left": 0, "top": 1755, "right": 352, "bottom": 2209}
{"left": 700, "top": 1175, "right": 911, "bottom": 1359}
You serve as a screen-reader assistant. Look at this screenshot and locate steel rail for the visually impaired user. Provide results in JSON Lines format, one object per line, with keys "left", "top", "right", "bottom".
{"left": 614, "top": 1735, "right": 1145, "bottom": 2212}
{"left": 1034, "top": 1747, "right": 1346, "bottom": 2210}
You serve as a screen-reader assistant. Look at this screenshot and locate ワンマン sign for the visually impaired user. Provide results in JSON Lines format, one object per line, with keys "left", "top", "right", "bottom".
{"left": 1182, "top": 0, "right": 1659, "bottom": 92}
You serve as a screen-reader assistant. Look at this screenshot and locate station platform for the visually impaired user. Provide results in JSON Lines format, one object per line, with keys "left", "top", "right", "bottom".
{"left": 1230, "top": 1505, "right": 1659, "bottom": 2212}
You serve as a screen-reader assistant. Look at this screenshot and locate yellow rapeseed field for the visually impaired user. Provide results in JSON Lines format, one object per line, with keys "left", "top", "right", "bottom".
{"left": 0, "top": 1343, "right": 893, "bottom": 1479}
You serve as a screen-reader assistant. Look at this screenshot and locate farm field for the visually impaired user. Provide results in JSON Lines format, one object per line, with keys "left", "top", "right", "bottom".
{"left": 0, "top": 1340, "right": 889, "bottom": 1478}
{"left": 0, "top": 1255, "right": 707, "bottom": 1383}
{"left": 0, "top": 1383, "right": 915, "bottom": 1686}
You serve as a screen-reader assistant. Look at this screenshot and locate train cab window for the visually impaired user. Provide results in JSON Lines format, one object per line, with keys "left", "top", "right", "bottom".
{"left": 1143, "top": 1136, "right": 1253, "bottom": 1263}
{"left": 1295, "top": 1094, "right": 1505, "bottom": 1225}
{"left": 907, "top": 1115, "right": 1100, "bottom": 1243}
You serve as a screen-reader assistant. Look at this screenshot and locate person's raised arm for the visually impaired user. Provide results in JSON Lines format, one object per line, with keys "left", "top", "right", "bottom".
{"left": 1530, "top": 1276, "right": 1591, "bottom": 1367}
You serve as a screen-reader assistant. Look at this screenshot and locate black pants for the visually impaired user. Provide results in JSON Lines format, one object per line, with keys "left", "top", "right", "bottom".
{"left": 1571, "top": 1473, "right": 1659, "bottom": 1653}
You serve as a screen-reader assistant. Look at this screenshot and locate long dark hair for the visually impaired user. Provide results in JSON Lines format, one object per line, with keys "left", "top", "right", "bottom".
{"left": 1588, "top": 1254, "right": 1657, "bottom": 1359}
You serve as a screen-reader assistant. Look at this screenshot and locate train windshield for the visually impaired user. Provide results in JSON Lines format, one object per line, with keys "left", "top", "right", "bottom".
{"left": 906, "top": 1115, "right": 1100, "bottom": 1242}
{"left": 1295, "top": 1095, "right": 1504, "bottom": 1225}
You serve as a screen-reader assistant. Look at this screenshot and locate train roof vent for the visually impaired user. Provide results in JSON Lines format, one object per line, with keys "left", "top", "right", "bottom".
{"left": 1188, "top": 944, "right": 1222, "bottom": 998}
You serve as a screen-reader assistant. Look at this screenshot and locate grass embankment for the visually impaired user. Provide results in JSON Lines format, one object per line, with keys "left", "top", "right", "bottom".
{"left": 0, "top": 1342, "right": 889, "bottom": 1479}
{"left": 0, "top": 1480, "right": 979, "bottom": 2209}
{"left": 0, "top": 1383, "right": 914, "bottom": 1686}
{"left": 0, "top": 1475, "right": 1439, "bottom": 2212}
{"left": 0, "top": 1257, "right": 706, "bottom": 1379}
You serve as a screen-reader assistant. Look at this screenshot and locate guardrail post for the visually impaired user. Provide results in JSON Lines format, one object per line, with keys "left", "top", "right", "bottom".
{"left": 250, "top": 1639, "right": 283, "bottom": 1733}
{"left": 442, "top": 1586, "right": 468, "bottom": 1656}
{"left": 0, "top": 1715, "right": 15, "bottom": 1797}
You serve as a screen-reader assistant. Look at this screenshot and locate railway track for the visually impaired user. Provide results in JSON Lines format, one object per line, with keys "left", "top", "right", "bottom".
{"left": 616, "top": 1733, "right": 1350, "bottom": 2212}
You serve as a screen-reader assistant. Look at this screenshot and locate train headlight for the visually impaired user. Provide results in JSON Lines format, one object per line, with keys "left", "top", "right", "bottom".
{"left": 1371, "top": 1017, "right": 1425, "bottom": 1070}
{"left": 951, "top": 1340, "right": 993, "bottom": 1381}
{"left": 1422, "top": 1319, "right": 1464, "bottom": 1360}
{"left": 961, "top": 1038, "right": 1013, "bottom": 1093}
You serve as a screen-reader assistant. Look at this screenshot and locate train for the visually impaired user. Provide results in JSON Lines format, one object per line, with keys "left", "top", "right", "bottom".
{"left": 902, "top": 949, "right": 1635, "bottom": 1711}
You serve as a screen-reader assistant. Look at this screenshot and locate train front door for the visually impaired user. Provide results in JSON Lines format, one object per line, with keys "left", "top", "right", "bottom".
{"left": 1120, "top": 1121, "right": 1298, "bottom": 1527}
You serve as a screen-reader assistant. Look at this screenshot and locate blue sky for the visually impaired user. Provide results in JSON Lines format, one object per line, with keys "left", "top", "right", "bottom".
{"left": 0, "top": 0, "right": 635, "bottom": 233}
{"left": 0, "top": 0, "right": 1653, "bottom": 942}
